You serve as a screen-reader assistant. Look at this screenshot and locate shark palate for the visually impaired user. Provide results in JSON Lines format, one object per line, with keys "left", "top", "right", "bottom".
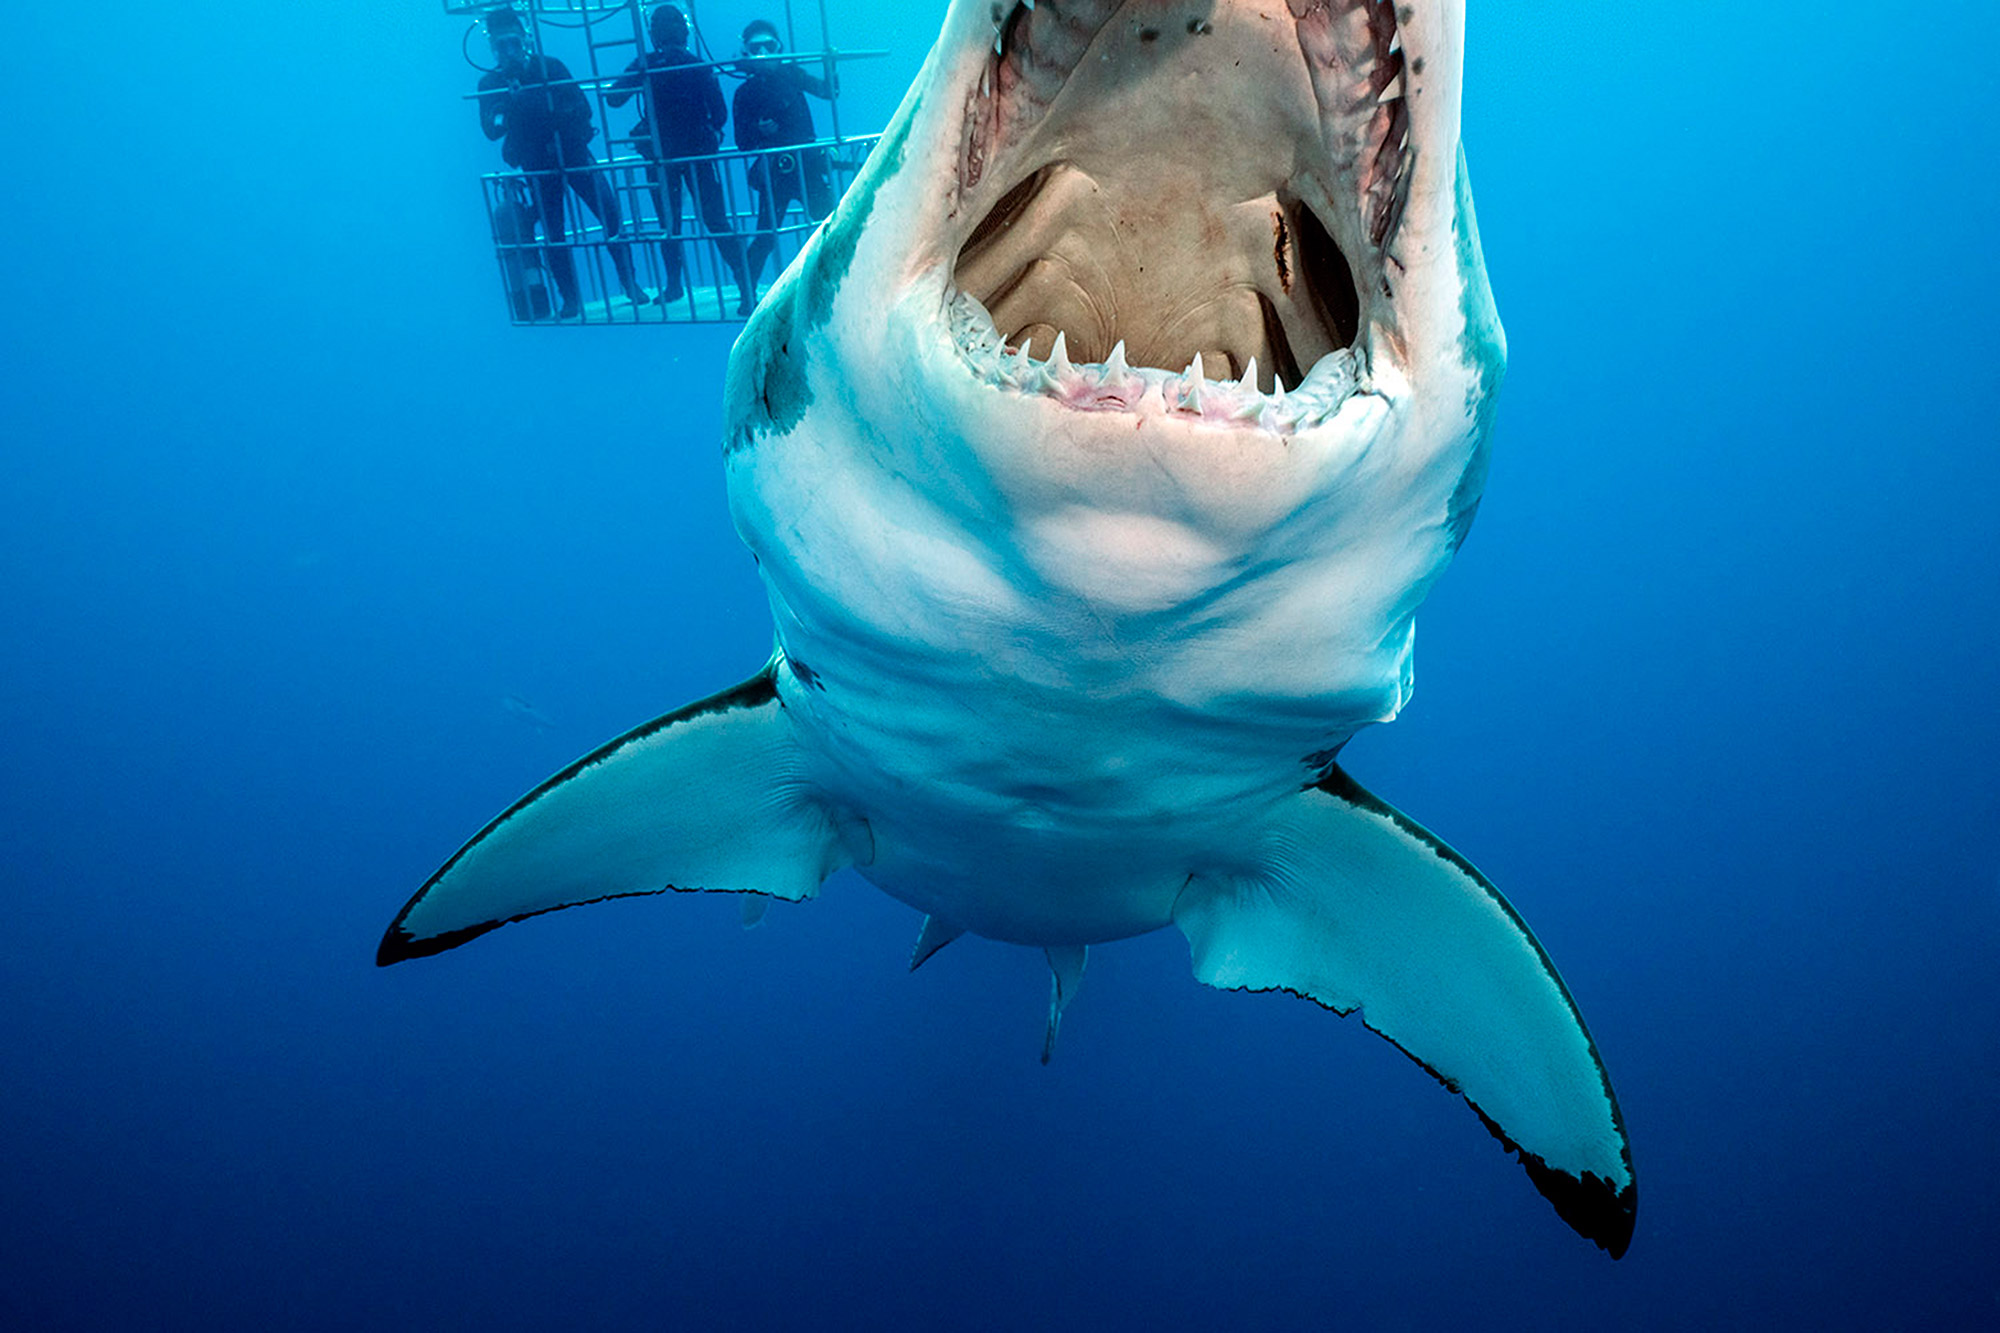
{"left": 382, "top": 0, "right": 1637, "bottom": 1258}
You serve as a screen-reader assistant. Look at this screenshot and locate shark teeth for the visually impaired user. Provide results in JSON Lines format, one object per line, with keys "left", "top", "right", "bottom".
{"left": 1179, "top": 354, "right": 1207, "bottom": 414}
{"left": 946, "top": 291, "right": 1358, "bottom": 432}
{"left": 1048, "top": 330, "right": 1073, "bottom": 379}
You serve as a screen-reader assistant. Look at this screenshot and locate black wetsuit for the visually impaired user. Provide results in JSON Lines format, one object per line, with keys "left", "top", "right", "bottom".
{"left": 733, "top": 61, "right": 836, "bottom": 285}
{"left": 607, "top": 48, "right": 750, "bottom": 304}
{"left": 478, "top": 54, "right": 638, "bottom": 313}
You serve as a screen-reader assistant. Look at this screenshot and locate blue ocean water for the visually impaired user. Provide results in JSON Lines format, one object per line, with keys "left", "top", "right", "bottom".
{"left": 3, "top": 0, "right": 1995, "bottom": 1326}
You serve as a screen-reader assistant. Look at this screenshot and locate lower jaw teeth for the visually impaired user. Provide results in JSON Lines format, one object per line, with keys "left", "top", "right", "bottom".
{"left": 946, "top": 292, "right": 1357, "bottom": 431}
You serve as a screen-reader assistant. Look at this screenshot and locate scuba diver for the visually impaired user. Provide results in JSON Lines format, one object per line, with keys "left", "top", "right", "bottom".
{"left": 476, "top": 8, "right": 645, "bottom": 318}
{"left": 606, "top": 5, "right": 755, "bottom": 316}
{"left": 732, "top": 19, "right": 837, "bottom": 293}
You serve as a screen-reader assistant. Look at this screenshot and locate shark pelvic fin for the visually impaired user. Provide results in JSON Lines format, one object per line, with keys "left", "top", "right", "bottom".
{"left": 1172, "top": 764, "right": 1636, "bottom": 1258}
{"left": 377, "top": 663, "right": 849, "bottom": 965}
{"left": 909, "top": 914, "right": 966, "bottom": 971}
{"left": 1041, "top": 945, "right": 1088, "bottom": 1065}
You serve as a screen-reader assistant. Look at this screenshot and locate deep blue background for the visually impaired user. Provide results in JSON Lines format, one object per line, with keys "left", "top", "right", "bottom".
{"left": 4, "top": 1, "right": 1995, "bottom": 1327}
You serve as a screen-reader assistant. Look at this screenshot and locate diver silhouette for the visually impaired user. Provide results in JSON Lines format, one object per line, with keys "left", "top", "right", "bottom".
{"left": 607, "top": 5, "right": 755, "bottom": 315}
{"left": 476, "top": 8, "right": 645, "bottom": 317}
{"left": 733, "top": 19, "right": 837, "bottom": 293}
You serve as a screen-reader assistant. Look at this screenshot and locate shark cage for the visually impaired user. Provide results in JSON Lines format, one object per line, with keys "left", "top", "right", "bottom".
{"left": 446, "top": 0, "right": 885, "bottom": 324}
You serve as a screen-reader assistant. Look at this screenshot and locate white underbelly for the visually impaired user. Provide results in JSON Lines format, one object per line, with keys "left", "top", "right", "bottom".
{"left": 766, "top": 601, "right": 1414, "bottom": 943}
{"left": 726, "top": 386, "right": 1448, "bottom": 945}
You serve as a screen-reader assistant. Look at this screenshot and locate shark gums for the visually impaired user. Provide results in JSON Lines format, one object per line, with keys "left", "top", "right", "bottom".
{"left": 383, "top": 0, "right": 1637, "bottom": 1257}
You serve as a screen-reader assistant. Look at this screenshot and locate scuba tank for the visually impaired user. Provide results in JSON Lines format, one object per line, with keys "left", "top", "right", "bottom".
{"left": 492, "top": 177, "right": 552, "bottom": 321}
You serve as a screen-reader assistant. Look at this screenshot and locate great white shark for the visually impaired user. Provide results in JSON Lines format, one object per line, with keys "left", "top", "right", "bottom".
{"left": 382, "top": 0, "right": 1637, "bottom": 1255}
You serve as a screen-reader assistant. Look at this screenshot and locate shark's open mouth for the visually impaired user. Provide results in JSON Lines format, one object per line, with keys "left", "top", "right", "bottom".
{"left": 944, "top": 0, "right": 1411, "bottom": 427}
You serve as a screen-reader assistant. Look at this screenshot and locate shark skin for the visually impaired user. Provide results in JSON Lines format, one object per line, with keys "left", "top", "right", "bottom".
{"left": 381, "top": 0, "right": 1636, "bottom": 1257}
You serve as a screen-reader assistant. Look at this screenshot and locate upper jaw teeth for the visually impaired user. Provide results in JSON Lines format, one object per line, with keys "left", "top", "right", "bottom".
{"left": 946, "top": 290, "right": 1360, "bottom": 432}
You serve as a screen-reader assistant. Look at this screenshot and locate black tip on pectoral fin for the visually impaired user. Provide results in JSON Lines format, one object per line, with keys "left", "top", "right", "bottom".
{"left": 1472, "top": 1103, "right": 1637, "bottom": 1259}
{"left": 376, "top": 919, "right": 503, "bottom": 967}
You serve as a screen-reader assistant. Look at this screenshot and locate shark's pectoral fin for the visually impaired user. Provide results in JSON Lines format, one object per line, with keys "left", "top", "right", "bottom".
{"left": 1173, "top": 764, "right": 1636, "bottom": 1257}
{"left": 378, "top": 664, "right": 850, "bottom": 966}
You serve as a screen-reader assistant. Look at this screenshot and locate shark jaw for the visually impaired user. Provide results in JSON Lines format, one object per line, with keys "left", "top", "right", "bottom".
{"left": 934, "top": 0, "right": 1424, "bottom": 426}
{"left": 946, "top": 293, "right": 1363, "bottom": 433}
